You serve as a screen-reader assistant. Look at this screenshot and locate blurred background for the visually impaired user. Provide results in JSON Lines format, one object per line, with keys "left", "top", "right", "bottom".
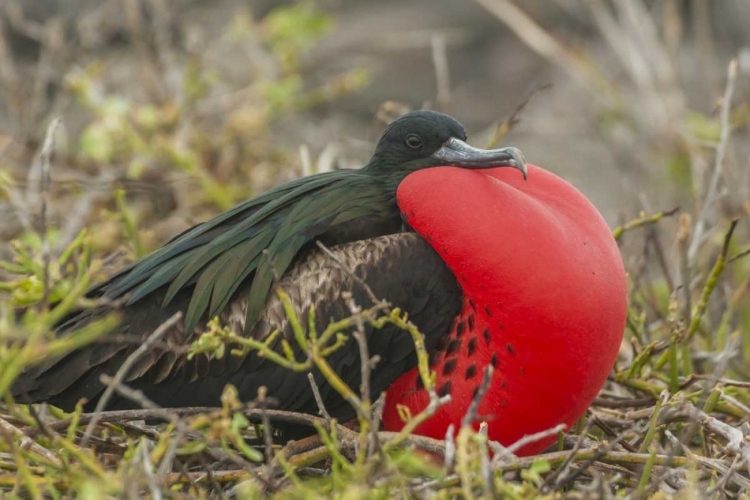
{"left": 2, "top": 4, "right": 750, "bottom": 495}
{"left": 0, "top": 0, "right": 748, "bottom": 263}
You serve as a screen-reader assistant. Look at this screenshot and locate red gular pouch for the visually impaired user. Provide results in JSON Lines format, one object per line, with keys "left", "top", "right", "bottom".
{"left": 382, "top": 164, "right": 627, "bottom": 456}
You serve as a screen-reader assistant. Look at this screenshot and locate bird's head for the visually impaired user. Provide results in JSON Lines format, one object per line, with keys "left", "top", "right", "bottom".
{"left": 367, "top": 110, "right": 527, "bottom": 179}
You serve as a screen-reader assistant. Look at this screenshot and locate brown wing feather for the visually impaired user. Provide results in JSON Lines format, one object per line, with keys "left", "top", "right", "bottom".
{"left": 13, "top": 233, "right": 461, "bottom": 420}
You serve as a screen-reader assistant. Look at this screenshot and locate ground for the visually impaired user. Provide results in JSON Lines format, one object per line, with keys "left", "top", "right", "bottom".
{"left": 0, "top": 0, "right": 749, "bottom": 498}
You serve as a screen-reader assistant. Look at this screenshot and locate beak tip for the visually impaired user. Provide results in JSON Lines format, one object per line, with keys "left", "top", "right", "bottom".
{"left": 508, "top": 147, "right": 528, "bottom": 180}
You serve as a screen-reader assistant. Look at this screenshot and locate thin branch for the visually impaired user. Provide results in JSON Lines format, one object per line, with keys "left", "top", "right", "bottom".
{"left": 97, "top": 376, "right": 275, "bottom": 489}
{"left": 430, "top": 34, "right": 451, "bottom": 110}
{"left": 139, "top": 440, "right": 162, "bottom": 500}
{"left": 728, "top": 246, "right": 750, "bottom": 264}
{"left": 474, "top": 0, "right": 616, "bottom": 98}
{"left": 346, "top": 291, "right": 380, "bottom": 458}
{"left": 612, "top": 207, "right": 680, "bottom": 241}
{"left": 257, "top": 387, "right": 275, "bottom": 465}
{"left": 680, "top": 402, "right": 750, "bottom": 474}
{"left": 687, "top": 59, "right": 738, "bottom": 265}
{"left": 81, "top": 312, "right": 182, "bottom": 446}
{"left": 541, "top": 419, "right": 592, "bottom": 489}
{"left": 676, "top": 213, "right": 692, "bottom": 322}
{"left": 32, "top": 407, "right": 212, "bottom": 434}
{"left": 314, "top": 241, "right": 384, "bottom": 308}
{"left": 485, "top": 83, "right": 552, "bottom": 148}
{"left": 551, "top": 432, "right": 634, "bottom": 491}
{"left": 491, "top": 423, "right": 566, "bottom": 470}
{"left": 460, "top": 365, "right": 493, "bottom": 428}
{"left": 685, "top": 218, "right": 738, "bottom": 342}
{"left": 444, "top": 424, "right": 456, "bottom": 469}
{"left": 0, "top": 416, "right": 61, "bottom": 467}
{"left": 37, "top": 118, "right": 60, "bottom": 309}
{"left": 307, "top": 373, "right": 332, "bottom": 420}
{"left": 705, "top": 455, "right": 746, "bottom": 496}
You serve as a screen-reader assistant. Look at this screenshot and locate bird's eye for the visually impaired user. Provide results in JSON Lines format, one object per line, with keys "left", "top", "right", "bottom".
{"left": 405, "top": 134, "right": 423, "bottom": 149}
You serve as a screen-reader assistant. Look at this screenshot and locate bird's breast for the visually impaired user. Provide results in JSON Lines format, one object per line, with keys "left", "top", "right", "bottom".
{"left": 383, "top": 289, "right": 605, "bottom": 455}
{"left": 383, "top": 164, "right": 627, "bottom": 455}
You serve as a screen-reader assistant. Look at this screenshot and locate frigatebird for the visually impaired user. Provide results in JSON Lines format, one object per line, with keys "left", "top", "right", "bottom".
{"left": 12, "top": 111, "right": 529, "bottom": 424}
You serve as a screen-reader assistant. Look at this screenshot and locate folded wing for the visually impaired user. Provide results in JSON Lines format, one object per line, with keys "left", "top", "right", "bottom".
{"left": 14, "top": 233, "right": 461, "bottom": 420}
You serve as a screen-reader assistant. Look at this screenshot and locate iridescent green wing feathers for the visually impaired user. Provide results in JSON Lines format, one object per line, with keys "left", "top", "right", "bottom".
{"left": 95, "top": 171, "right": 392, "bottom": 334}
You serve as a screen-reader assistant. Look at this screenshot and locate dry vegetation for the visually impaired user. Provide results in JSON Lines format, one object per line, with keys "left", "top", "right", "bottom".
{"left": 0, "top": 0, "right": 749, "bottom": 498}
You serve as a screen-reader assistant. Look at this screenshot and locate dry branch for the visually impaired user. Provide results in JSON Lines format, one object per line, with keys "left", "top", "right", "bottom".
{"left": 81, "top": 312, "right": 183, "bottom": 446}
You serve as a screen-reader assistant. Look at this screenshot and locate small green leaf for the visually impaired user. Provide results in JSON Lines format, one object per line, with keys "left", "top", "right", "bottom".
{"left": 176, "top": 440, "right": 208, "bottom": 456}
{"left": 79, "top": 125, "right": 114, "bottom": 163}
{"left": 231, "top": 412, "right": 250, "bottom": 432}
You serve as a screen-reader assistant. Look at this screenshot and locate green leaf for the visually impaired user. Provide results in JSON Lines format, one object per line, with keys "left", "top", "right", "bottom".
{"left": 231, "top": 412, "right": 250, "bottom": 432}
{"left": 176, "top": 440, "right": 208, "bottom": 455}
{"left": 79, "top": 125, "right": 114, "bottom": 163}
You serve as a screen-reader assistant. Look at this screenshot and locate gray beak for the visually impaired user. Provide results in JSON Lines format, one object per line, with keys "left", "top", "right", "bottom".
{"left": 432, "top": 137, "right": 527, "bottom": 180}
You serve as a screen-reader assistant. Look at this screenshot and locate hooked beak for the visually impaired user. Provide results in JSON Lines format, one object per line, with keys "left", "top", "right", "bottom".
{"left": 432, "top": 137, "right": 527, "bottom": 180}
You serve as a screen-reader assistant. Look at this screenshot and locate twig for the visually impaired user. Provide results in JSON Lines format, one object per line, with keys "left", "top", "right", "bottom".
{"left": 81, "top": 312, "right": 182, "bottom": 446}
{"left": 479, "top": 423, "right": 495, "bottom": 498}
{"left": 370, "top": 395, "right": 385, "bottom": 437}
{"left": 490, "top": 423, "right": 566, "bottom": 469}
{"left": 145, "top": 0, "right": 180, "bottom": 100}
{"left": 37, "top": 118, "right": 60, "bottom": 309}
{"left": 163, "top": 468, "right": 249, "bottom": 486}
{"left": 592, "top": 397, "right": 655, "bottom": 409}
{"left": 444, "top": 424, "right": 456, "bottom": 469}
{"left": 345, "top": 291, "right": 379, "bottom": 458}
{"left": 32, "top": 407, "right": 212, "bottom": 434}
{"left": 643, "top": 212, "right": 675, "bottom": 292}
{"left": 139, "top": 440, "right": 161, "bottom": 500}
{"left": 38, "top": 406, "right": 348, "bottom": 436}
{"left": 307, "top": 373, "right": 332, "bottom": 420}
{"left": 659, "top": 430, "right": 750, "bottom": 493}
{"left": 314, "top": 240, "right": 445, "bottom": 456}
{"left": 315, "top": 241, "right": 383, "bottom": 308}
{"left": 0, "top": 12, "right": 19, "bottom": 93}
{"left": 721, "top": 392, "right": 750, "bottom": 415}
{"left": 552, "top": 432, "right": 634, "bottom": 491}
{"left": 25, "top": 404, "right": 55, "bottom": 442}
{"left": 97, "top": 376, "right": 276, "bottom": 489}
{"left": 592, "top": 415, "right": 638, "bottom": 453}
{"left": 430, "top": 34, "right": 451, "bottom": 110}
{"left": 474, "top": 0, "right": 616, "bottom": 97}
{"left": 680, "top": 402, "right": 750, "bottom": 474}
{"left": 687, "top": 59, "right": 738, "bottom": 265}
{"left": 461, "top": 365, "right": 493, "bottom": 428}
{"left": 99, "top": 375, "right": 165, "bottom": 414}
{"left": 257, "top": 387, "right": 274, "bottom": 465}
{"left": 705, "top": 455, "right": 746, "bottom": 496}
{"left": 485, "top": 83, "right": 552, "bottom": 148}
{"left": 676, "top": 213, "right": 692, "bottom": 322}
{"left": 612, "top": 207, "right": 680, "bottom": 241}
{"left": 0, "top": 417, "right": 61, "bottom": 467}
{"left": 728, "top": 246, "right": 750, "bottom": 264}
{"left": 541, "top": 420, "right": 592, "bottom": 489}
{"left": 417, "top": 448, "right": 694, "bottom": 494}
{"left": 507, "top": 424, "right": 567, "bottom": 457}
{"left": 692, "top": 374, "right": 750, "bottom": 388}
{"left": 299, "top": 144, "right": 313, "bottom": 177}
{"left": 685, "top": 218, "right": 738, "bottom": 342}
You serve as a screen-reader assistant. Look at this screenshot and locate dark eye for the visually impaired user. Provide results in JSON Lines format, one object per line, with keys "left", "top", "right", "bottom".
{"left": 405, "top": 134, "right": 423, "bottom": 149}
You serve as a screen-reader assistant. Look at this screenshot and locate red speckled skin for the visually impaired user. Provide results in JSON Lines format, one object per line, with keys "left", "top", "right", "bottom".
{"left": 382, "top": 164, "right": 627, "bottom": 455}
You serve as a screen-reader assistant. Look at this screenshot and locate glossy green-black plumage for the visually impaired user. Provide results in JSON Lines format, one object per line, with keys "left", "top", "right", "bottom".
{"left": 97, "top": 172, "right": 394, "bottom": 334}
{"left": 93, "top": 110, "right": 472, "bottom": 334}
